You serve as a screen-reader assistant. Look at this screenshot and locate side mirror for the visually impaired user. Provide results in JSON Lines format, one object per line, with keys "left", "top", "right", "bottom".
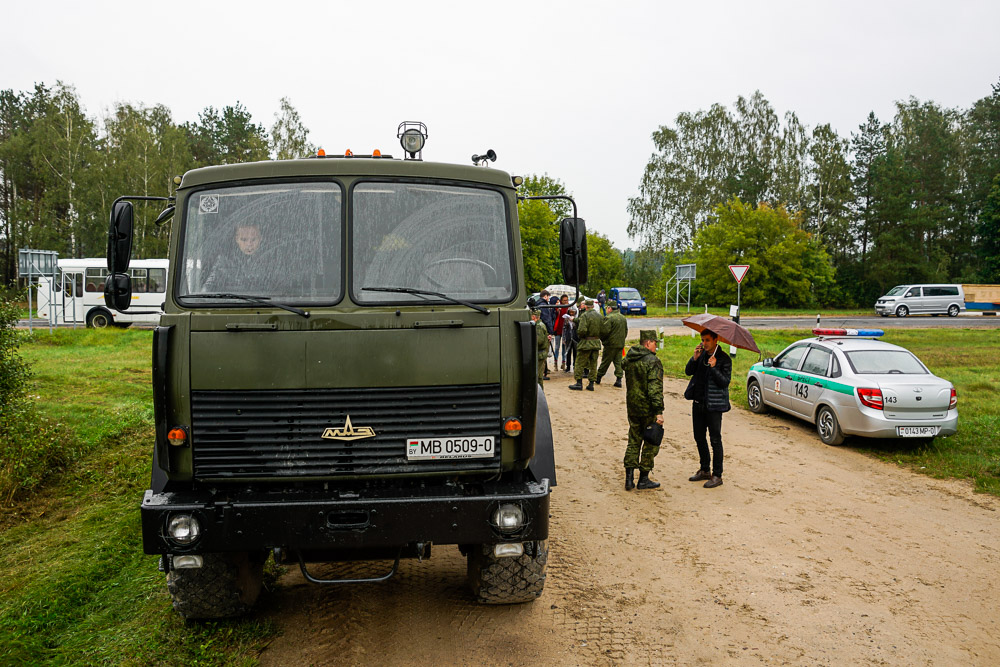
{"left": 104, "top": 273, "right": 132, "bottom": 311}
{"left": 107, "top": 201, "right": 134, "bottom": 274}
{"left": 559, "top": 217, "right": 588, "bottom": 286}
{"left": 762, "top": 358, "right": 774, "bottom": 367}
{"left": 154, "top": 205, "right": 176, "bottom": 226}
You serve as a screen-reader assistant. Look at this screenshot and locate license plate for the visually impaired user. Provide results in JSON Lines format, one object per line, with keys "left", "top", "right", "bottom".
{"left": 897, "top": 426, "right": 940, "bottom": 437}
{"left": 406, "top": 435, "right": 494, "bottom": 460}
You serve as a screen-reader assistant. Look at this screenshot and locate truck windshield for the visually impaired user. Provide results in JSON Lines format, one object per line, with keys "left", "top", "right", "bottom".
{"left": 177, "top": 182, "right": 343, "bottom": 304}
{"left": 352, "top": 182, "right": 513, "bottom": 304}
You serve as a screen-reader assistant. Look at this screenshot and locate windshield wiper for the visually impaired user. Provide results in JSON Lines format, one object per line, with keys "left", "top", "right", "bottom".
{"left": 362, "top": 287, "right": 490, "bottom": 315}
{"left": 184, "top": 293, "right": 310, "bottom": 318}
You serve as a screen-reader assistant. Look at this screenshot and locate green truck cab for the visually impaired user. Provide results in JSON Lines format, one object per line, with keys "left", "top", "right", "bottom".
{"left": 104, "top": 125, "right": 587, "bottom": 619}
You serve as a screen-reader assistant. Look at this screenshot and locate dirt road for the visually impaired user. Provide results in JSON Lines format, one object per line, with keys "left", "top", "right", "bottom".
{"left": 260, "top": 375, "right": 999, "bottom": 666}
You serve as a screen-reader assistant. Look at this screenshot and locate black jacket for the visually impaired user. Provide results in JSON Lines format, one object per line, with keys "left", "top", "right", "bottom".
{"left": 684, "top": 346, "right": 732, "bottom": 412}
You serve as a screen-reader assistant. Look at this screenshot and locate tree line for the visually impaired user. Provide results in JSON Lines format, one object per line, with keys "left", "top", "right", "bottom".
{"left": 0, "top": 82, "right": 314, "bottom": 284}
{"left": 628, "top": 81, "right": 1000, "bottom": 307}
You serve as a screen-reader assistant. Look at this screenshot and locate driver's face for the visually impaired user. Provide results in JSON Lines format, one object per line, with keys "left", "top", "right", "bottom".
{"left": 235, "top": 226, "right": 261, "bottom": 255}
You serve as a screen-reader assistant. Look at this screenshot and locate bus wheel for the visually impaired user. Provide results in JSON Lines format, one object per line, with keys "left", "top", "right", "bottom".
{"left": 87, "top": 308, "right": 113, "bottom": 328}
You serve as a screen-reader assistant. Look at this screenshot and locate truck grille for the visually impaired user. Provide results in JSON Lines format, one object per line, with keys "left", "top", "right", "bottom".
{"left": 190, "top": 384, "right": 501, "bottom": 480}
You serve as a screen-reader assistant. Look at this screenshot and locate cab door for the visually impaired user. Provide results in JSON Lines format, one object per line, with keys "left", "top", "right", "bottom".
{"left": 787, "top": 345, "right": 833, "bottom": 419}
{"left": 764, "top": 344, "right": 809, "bottom": 411}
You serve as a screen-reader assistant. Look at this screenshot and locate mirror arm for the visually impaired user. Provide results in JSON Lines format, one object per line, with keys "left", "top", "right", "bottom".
{"left": 518, "top": 194, "right": 580, "bottom": 302}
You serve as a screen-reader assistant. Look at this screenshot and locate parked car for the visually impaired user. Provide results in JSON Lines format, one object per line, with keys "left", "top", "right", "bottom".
{"left": 609, "top": 287, "right": 646, "bottom": 315}
{"left": 874, "top": 284, "right": 965, "bottom": 317}
{"left": 746, "top": 329, "right": 957, "bottom": 445}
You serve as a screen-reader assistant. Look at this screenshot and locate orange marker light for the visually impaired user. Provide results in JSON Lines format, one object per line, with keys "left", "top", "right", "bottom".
{"left": 167, "top": 427, "right": 188, "bottom": 446}
{"left": 503, "top": 418, "right": 523, "bottom": 437}
{"left": 373, "top": 149, "right": 381, "bottom": 157}
{"left": 345, "top": 149, "right": 353, "bottom": 156}
{"left": 317, "top": 148, "right": 326, "bottom": 157}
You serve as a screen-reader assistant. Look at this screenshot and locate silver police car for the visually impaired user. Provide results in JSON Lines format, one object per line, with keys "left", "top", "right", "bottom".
{"left": 746, "top": 329, "right": 958, "bottom": 445}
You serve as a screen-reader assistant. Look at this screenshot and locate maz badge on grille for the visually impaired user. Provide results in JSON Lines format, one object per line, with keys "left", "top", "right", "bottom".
{"left": 321, "top": 415, "right": 376, "bottom": 441}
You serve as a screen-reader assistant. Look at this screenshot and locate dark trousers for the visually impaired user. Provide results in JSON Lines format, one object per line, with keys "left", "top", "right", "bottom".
{"left": 692, "top": 402, "right": 723, "bottom": 477}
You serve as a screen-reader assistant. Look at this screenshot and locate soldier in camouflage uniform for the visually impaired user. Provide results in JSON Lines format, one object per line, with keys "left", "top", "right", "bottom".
{"left": 595, "top": 300, "right": 627, "bottom": 388}
{"left": 531, "top": 309, "right": 550, "bottom": 384}
{"left": 569, "top": 299, "right": 603, "bottom": 391}
{"left": 622, "top": 330, "right": 665, "bottom": 490}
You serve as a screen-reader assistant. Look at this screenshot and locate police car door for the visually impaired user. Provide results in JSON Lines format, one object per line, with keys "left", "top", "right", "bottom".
{"left": 764, "top": 344, "right": 809, "bottom": 412}
{"left": 788, "top": 345, "right": 833, "bottom": 419}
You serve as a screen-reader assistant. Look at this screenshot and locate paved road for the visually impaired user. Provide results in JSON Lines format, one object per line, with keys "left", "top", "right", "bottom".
{"left": 631, "top": 314, "right": 1000, "bottom": 329}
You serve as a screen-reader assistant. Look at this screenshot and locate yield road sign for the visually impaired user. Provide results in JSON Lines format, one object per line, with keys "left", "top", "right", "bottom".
{"left": 729, "top": 265, "right": 749, "bottom": 283}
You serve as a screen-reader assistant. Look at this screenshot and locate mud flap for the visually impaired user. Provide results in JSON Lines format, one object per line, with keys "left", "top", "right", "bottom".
{"left": 528, "top": 389, "right": 556, "bottom": 486}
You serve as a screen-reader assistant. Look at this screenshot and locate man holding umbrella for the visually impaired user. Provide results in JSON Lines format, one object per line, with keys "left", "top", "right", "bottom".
{"left": 680, "top": 314, "right": 758, "bottom": 489}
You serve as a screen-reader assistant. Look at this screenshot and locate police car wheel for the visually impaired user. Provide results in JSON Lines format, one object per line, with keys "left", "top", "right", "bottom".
{"left": 747, "top": 379, "right": 768, "bottom": 414}
{"left": 947, "top": 305, "right": 960, "bottom": 317}
{"left": 816, "top": 406, "right": 845, "bottom": 446}
{"left": 895, "top": 305, "right": 909, "bottom": 318}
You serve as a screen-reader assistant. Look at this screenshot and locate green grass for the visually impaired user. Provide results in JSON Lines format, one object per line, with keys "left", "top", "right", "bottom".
{"left": 651, "top": 328, "right": 1000, "bottom": 495}
{"left": 640, "top": 305, "right": 872, "bottom": 318}
{"left": 1, "top": 328, "right": 275, "bottom": 665}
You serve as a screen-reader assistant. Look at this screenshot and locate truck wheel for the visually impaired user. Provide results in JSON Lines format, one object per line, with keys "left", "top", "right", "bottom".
{"left": 747, "top": 379, "right": 768, "bottom": 414}
{"left": 166, "top": 551, "right": 266, "bottom": 620}
{"left": 467, "top": 540, "right": 548, "bottom": 604}
{"left": 895, "top": 305, "right": 908, "bottom": 318}
{"left": 947, "top": 305, "right": 960, "bottom": 317}
{"left": 816, "top": 406, "right": 845, "bottom": 446}
{"left": 87, "top": 308, "right": 113, "bottom": 328}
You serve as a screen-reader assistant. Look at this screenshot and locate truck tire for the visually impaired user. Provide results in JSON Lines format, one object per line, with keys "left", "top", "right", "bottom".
{"left": 467, "top": 540, "right": 548, "bottom": 604}
{"left": 86, "top": 308, "right": 113, "bottom": 328}
{"left": 166, "top": 551, "right": 266, "bottom": 620}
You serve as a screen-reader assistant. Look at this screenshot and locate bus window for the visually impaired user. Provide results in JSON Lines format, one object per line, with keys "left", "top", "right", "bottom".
{"left": 85, "top": 267, "right": 107, "bottom": 292}
{"left": 131, "top": 269, "right": 148, "bottom": 293}
{"left": 148, "top": 268, "right": 166, "bottom": 293}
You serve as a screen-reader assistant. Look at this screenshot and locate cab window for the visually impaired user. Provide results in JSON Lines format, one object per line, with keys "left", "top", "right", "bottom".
{"left": 774, "top": 345, "right": 808, "bottom": 370}
{"left": 800, "top": 347, "right": 832, "bottom": 376}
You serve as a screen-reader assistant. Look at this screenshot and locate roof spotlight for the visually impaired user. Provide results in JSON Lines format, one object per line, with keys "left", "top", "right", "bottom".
{"left": 397, "top": 121, "right": 428, "bottom": 160}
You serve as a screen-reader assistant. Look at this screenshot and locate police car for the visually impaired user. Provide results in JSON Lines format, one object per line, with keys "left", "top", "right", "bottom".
{"left": 746, "top": 329, "right": 958, "bottom": 445}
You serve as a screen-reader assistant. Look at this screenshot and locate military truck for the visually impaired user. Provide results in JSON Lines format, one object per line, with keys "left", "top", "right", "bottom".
{"left": 103, "top": 122, "right": 588, "bottom": 619}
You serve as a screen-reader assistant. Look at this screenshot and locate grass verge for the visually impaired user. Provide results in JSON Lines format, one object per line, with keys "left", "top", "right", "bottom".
{"left": 652, "top": 328, "right": 1000, "bottom": 495}
{"left": 0, "top": 328, "right": 276, "bottom": 665}
{"left": 640, "top": 306, "right": 872, "bottom": 318}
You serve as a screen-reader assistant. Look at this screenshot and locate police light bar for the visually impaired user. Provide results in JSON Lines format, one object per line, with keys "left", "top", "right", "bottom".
{"left": 812, "top": 328, "right": 883, "bottom": 337}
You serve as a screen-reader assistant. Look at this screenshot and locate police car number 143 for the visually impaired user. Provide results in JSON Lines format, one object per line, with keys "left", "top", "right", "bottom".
{"left": 407, "top": 436, "right": 494, "bottom": 460}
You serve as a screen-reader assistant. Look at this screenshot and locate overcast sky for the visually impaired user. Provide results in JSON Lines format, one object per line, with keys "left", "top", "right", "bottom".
{"left": 3, "top": 0, "right": 999, "bottom": 248}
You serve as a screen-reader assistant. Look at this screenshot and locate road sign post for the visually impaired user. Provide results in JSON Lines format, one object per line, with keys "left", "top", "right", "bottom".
{"left": 728, "top": 265, "right": 749, "bottom": 356}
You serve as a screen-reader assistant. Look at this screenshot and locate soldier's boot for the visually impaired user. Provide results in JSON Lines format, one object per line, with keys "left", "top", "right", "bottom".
{"left": 625, "top": 469, "right": 635, "bottom": 491}
{"left": 637, "top": 471, "right": 660, "bottom": 490}
{"left": 568, "top": 381, "right": 583, "bottom": 391}
{"left": 586, "top": 381, "right": 595, "bottom": 391}
{"left": 613, "top": 377, "right": 622, "bottom": 388}
{"left": 594, "top": 377, "right": 601, "bottom": 385}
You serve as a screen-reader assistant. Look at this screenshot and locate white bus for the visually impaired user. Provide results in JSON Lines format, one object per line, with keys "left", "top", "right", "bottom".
{"left": 36, "top": 258, "right": 168, "bottom": 328}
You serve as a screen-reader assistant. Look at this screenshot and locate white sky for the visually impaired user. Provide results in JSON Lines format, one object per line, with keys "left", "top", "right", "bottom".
{"left": 3, "top": 0, "right": 999, "bottom": 249}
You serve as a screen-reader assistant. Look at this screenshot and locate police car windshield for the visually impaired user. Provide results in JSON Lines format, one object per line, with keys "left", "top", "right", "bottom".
{"left": 618, "top": 290, "right": 641, "bottom": 300}
{"left": 177, "top": 182, "right": 343, "bottom": 304}
{"left": 885, "top": 286, "right": 907, "bottom": 296}
{"left": 352, "top": 182, "right": 514, "bottom": 304}
{"left": 845, "top": 350, "right": 928, "bottom": 375}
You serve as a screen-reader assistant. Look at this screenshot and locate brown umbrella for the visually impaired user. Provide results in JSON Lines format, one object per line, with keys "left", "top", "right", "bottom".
{"left": 681, "top": 313, "right": 761, "bottom": 354}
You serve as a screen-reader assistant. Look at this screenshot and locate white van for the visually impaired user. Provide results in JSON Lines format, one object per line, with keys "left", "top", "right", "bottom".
{"left": 874, "top": 284, "right": 965, "bottom": 318}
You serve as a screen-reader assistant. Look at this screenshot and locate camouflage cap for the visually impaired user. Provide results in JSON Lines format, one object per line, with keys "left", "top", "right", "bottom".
{"left": 607, "top": 300, "right": 617, "bottom": 308}
{"left": 531, "top": 308, "right": 542, "bottom": 317}
{"left": 584, "top": 298, "right": 595, "bottom": 307}
{"left": 639, "top": 330, "right": 658, "bottom": 343}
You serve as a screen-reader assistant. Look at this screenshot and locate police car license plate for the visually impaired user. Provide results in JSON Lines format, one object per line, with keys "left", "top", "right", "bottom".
{"left": 897, "top": 426, "right": 940, "bottom": 437}
{"left": 406, "top": 436, "right": 494, "bottom": 460}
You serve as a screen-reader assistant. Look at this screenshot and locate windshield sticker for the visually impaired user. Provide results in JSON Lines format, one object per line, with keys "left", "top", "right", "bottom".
{"left": 199, "top": 194, "right": 219, "bottom": 215}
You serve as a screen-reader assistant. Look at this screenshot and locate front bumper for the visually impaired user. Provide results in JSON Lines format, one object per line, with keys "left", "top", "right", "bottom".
{"left": 839, "top": 407, "right": 958, "bottom": 439}
{"left": 141, "top": 478, "right": 550, "bottom": 555}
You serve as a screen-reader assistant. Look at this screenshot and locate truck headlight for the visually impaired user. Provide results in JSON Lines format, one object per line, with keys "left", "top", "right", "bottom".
{"left": 167, "top": 514, "right": 201, "bottom": 545}
{"left": 493, "top": 504, "right": 524, "bottom": 534}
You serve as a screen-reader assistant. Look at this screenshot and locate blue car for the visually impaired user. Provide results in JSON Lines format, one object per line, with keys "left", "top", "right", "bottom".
{"left": 609, "top": 287, "right": 647, "bottom": 315}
